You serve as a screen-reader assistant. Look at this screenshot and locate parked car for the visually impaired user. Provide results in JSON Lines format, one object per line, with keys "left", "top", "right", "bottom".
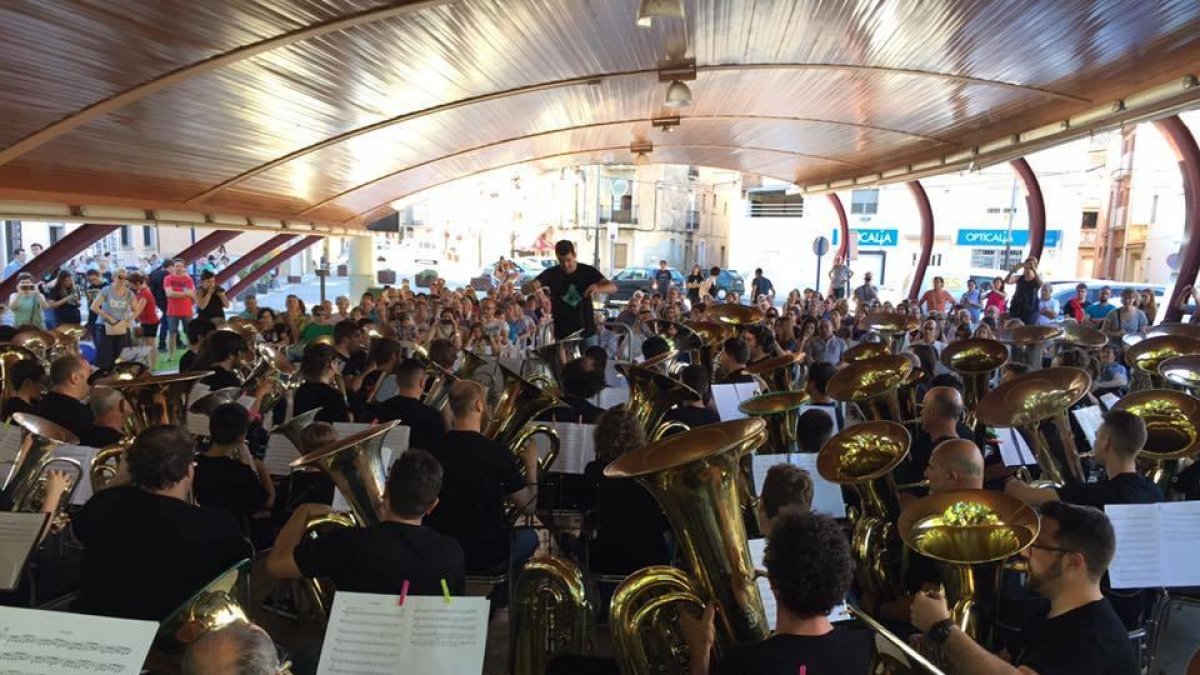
{"left": 1047, "top": 279, "right": 1168, "bottom": 316}
{"left": 471, "top": 258, "right": 545, "bottom": 291}
{"left": 711, "top": 269, "right": 746, "bottom": 299}
{"left": 607, "top": 267, "right": 685, "bottom": 305}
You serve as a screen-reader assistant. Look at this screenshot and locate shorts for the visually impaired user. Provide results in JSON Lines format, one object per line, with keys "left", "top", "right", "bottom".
{"left": 140, "top": 322, "right": 160, "bottom": 338}
{"left": 166, "top": 315, "right": 187, "bottom": 333}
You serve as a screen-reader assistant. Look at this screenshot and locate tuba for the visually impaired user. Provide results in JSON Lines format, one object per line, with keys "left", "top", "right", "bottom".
{"left": 817, "top": 421, "right": 911, "bottom": 603}
{"left": 745, "top": 352, "right": 802, "bottom": 393}
{"left": 88, "top": 361, "right": 148, "bottom": 386}
{"left": 456, "top": 349, "right": 496, "bottom": 391}
{"left": 511, "top": 555, "right": 593, "bottom": 675}
{"left": 1058, "top": 322, "right": 1107, "bottom": 351}
{"left": 615, "top": 362, "right": 700, "bottom": 438}
{"left": 151, "top": 560, "right": 264, "bottom": 669}
{"left": 737, "top": 390, "right": 809, "bottom": 455}
{"left": 706, "top": 303, "right": 764, "bottom": 327}
{"left": 242, "top": 342, "right": 294, "bottom": 413}
{"left": 3, "top": 413, "right": 83, "bottom": 524}
{"left": 941, "top": 338, "right": 1007, "bottom": 434}
{"left": 683, "top": 320, "right": 735, "bottom": 379}
{"left": 1111, "top": 389, "right": 1200, "bottom": 495}
{"left": 975, "top": 367, "right": 1091, "bottom": 486}
{"left": 607, "top": 418, "right": 770, "bottom": 672}
{"left": 996, "top": 324, "right": 1063, "bottom": 372}
{"left": 290, "top": 421, "right": 399, "bottom": 527}
{"left": 12, "top": 327, "right": 56, "bottom": 364}
{"left": 841, "top": 341, "right": 891, "bottom": 364}
{"left": 51, "top": 323, "right": 89, "bottom": 358}
{"left": 270, "top": 407, "right": 325, "bottom": 456}
{"left": 487, "top": 365, "right": 563, "bottom": 472}
{"left": 898, "top": 490, "right": 1040, "bottom": 649}
{"left": 98, "top": 371, "right": 214, "bottom": 433}
{"left": 865, "top": 312, "right": 918, "bottom": 354}
{"left": 532, "top": 333, "right": 584, "bottom": 390}
{"left": 826, "top": 354, "right": 914, "bottom": 423}
{"left": 1124, "top": 335, "right": 1200, "bottom": 392}
{"left": 1158, "top": 354, "right": 1200, "bottom": 394}
{"left": 1147, "top": 323, "right": 1200, "bottom": 340}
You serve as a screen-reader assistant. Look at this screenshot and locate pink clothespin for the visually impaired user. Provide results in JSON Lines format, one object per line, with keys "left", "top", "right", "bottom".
{"left": 398, "top": 579, "right": 410, "bottom": 606}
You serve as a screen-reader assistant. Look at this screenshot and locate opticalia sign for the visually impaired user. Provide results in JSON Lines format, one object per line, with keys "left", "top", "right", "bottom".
{"left": 830, "top": 228, "right": 899, "bottom": 247}
{"left": 955, "top": 229, "right": 1062, "bottom": 248}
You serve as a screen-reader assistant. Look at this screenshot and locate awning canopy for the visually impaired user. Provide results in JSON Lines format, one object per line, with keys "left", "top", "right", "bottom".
{"left": 1, "top": 0, "right": 1198, "bottom": 233}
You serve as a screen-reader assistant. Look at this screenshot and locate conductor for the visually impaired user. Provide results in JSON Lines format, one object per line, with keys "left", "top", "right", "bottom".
{"left": 522, "top": 240, "right": 616, "bottom": 347}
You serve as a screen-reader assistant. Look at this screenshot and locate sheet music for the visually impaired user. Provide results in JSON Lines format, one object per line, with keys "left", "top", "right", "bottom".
{"left": 797, "top": 404, "right": 841, "bottom": 434}
{"left": 1099, "top": 392, "right": 1120, "bottom": 410}
{"left": 535, "top": 422, "right": 595, "bottom": 475}
{"left": 750, "top": 454, "right": 847, "bottom": 518}
{"left": 50, "top": 445, "right": 99, "bottom": 505}
{"left": 995, "top": 428, "right": 1035, "bottom": 467}
{"left": 317, "top": 592, "right": 488, "bottom": 675}
{"left": 0, "top": 513, "right": 48, "bottom": 591}
{"left": 1070, "top": 405, "right": 1104, "bottom": 449}
{"left": 1107, "top": 502, "right": 1200, "bottom": 589}
{"left": 712, "top": 383, "right": 761, "bottom": 421}
{"left": 747, "top": 538, "right": 849, "bottom": 632}
{"left": 0, "top": 423, "right": 24, "bottom": 465}
{"left": 263, "top": 435, "right": 302, "bottom": 477}
{"left": 0, "top": 606, "right": 158, "bottom": 674}
{"left": 596, "top": 384, "right": 629, "bottom": 410}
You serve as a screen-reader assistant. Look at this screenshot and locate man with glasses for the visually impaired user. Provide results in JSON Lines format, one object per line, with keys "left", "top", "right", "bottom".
{"left": 911, "top": 501, "right": 1138, "bottom": 675}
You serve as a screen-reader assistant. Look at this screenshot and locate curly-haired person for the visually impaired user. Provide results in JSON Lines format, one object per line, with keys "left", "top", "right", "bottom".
{"left": 680, "top": 510, "right": 874, "bottom": 675}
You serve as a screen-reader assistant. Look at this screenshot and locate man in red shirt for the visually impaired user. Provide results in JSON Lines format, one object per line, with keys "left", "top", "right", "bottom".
{"left": 163, "top": 258, "right": 195, "bottom": 360}
{"left": 918, "top": 276, "right": 955, "bottom": 314}
{"left": 1064, "top": 283, "right": 1089, "bottom": 322}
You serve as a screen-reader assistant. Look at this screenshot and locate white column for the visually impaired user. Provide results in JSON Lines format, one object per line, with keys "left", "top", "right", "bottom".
{"left": 349, "top": 235, "right": 376, "bottom": 297}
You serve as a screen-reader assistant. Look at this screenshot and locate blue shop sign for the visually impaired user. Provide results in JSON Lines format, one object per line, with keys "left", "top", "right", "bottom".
{"left": 956, "top": 229, "right": 1062, "bottom": 248}
{"left": 830, "top": 228, "right": 899, "bottom": 247}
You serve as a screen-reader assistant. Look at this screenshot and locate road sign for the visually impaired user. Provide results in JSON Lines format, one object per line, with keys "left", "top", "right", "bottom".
{"left": 813, "top": 236, "right": 830, "bottom": 256}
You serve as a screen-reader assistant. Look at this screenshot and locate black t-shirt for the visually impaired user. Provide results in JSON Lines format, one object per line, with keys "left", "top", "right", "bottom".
{"left": 714, "top": 629, "right": 875, "bottom": 675}
{"left": 686, "top": 273, "right": 704, "bottom": 304}
{"left": 664, "top": 404, "right": 721, "bottom": 429}
{"left": 196, "top": 287, "right": 227, "bottom": 321}
{"left": 583, "top": 460, "right": 670, "bottom": 574}
{"left": 294, "top": 521, "right": 465, "bottom": 597}
{"left": 179, "top": 349, "right": 200, "bottom": 373}
{"left": 535, "top": 263, "right": 606, "bottom": 339}
{"left": 32, "top": 391, "right": 94, "bottom": 439}
{"left": 200, "top": 367, "right": 241, "bottom": 390}
{"left": 1011, "top": 275, "right": 1040, "bottom": 316}
{"left": 1, "top": 396, "right": 33, "bottom": 423}
{"left": 653, "top": 268, "right": 673, "bottom": 295}
{"left": 78, "top": 424, "right": 123, "bottom": 449}
{"left": 148, "top": 267, "right": 169, "bottom": 308}
{"left": 894, "top": 423, "right": 974, "bottom": 487}
{"left": 1013, "top": 599, "right": 1138, "bottom": 675}
{"left": 427, "top": 430, "right": 524, "bottom": 571}
{"left": 1057, "top": 472, "right": 1164, "bottom": 507}
{"left": 193, "top": 454, "right": 269, "bottom": 523}
{"left": 71, "top": 486, "right": 248, "bottom": 621}
{"left": 47, "top": 285, "right": 82, "bottom": 325}
{"left": 375, "top": 395, "right": 447, "bottom": 452}
{"left": 539, "top": 396, "right": 606, "bottom": 424}
{"left": 293, "top": 381, "right": 350, "bottom": 423}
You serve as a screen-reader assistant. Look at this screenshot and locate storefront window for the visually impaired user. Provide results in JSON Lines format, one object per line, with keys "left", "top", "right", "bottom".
{"left": 970, "top": 248, "right": 1024, "bottom": 269}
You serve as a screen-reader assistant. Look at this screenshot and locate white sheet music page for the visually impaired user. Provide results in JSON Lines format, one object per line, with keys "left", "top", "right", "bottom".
{"left": 317, "top": 592, "right": 488, "bottom": 675}
{"left": 996, "top": 428, "right": 1035, "bottom": 468}
{"left": 746, "top": 538, "right": 849, "bottom": 630}
{"left": 750, "top": 454, "right": 789, "bottom": 498}
{"left": 1153, "top": 501, "right": 1200, "bottom": 587}
{"left": 263, "top": 434, "right": 302, "bottom": 477}
{"left": 712, "top": 384, "right": 747, "bottom": 422}
{"left": 0, "top": 606, "right": 158, "bottom": 674}
{"left": 0, "top": 423, "right": 22, "bottom": 465}
{"left": 1105, "top": 503, "right": 1163, "bottom": 590}
{"left": 785, "top": 453, "right": 848, "bottom": 518}
{"left": 382, "top": 425, "right": 410, "bottom": 457}
{"left": 0, "top": 513, "right": 47, "bottom": 591}
{"left": 546, "top": 422, "right": 596, "bottom": 475}
{"left": 1099, "top": 392, "right": 1120, "bottom": 410}
{"left": 1070, "top": 405, "right": 1104, "bottom": 449}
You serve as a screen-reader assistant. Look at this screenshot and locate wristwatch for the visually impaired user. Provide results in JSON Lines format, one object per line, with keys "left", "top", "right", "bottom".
{"left": 926, "top": 618, "right": 956, "bottom": 645}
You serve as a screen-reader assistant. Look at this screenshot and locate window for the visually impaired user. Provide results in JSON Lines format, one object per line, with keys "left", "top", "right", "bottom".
{"left": 1081, "top": 211, "right": 1098, "bottom": 229}
{"left": 142, "top": 226, "right": 155, "bottom": 247}
{"left": 748, "top": 190, "right": 804, "bottom": 217}
{"left": 970, "top": 249, "right": 1024, "bottom": 269}
{"left": 849, "top": 189, "right": 879, "bottom": 215}
{"left": 986, "top": 207, "right": 1017, "bottom": 215}
{"left": 49, "top": 225, "right": 64, "bottom": 245}
{"left": 119, "top": 225, "right": 131, "bottom": 248}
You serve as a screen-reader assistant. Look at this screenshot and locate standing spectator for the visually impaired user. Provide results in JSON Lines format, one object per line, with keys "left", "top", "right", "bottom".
{"left": 918, "top": 276, "right": 954, "bottom": 314}
{"left": 827, "top": 255, "right": 852, "bottom": 300}
{"left": 195, "top": 270, "right": 229, "bottom": 322}
{"left": 91, "top": 269, "right": 143, "bottom": 368}
{"left": 130, "top": 273, "right": 160, "bottom": 371}
{"left": 1064, "top": 283, "right": 1089, "bottom": 323}
{"left": 852, "top": 271, "right": 877, "bottom": 308}
{"left": 959, "top": 278, "right": 982, "bottom": 323}
{"left": 1005, "top": 256, "right": 1043, "bottom": 326}
{"left": 699, "top": 266, "right": 721, "bottom": 303}
{"left": 1086, "top": 285, "right": 1116, "bottom": 328}
{"left": 685, "top": 264, "right": 705, "bottom": 307}
{"left": 983, "top": 276, "right": 1008, "bottom": 315}
{"left": 1036, "top": 285, "right": 1061, "bottom": 326}
{"left": 8, "top": 273, "right": 49, "bottom": 328}
{"left": 83, "top": 268, "right": 107, "bottom": 341}
{"left": 653, "top": 260, "right": 673, "bottom": 301}
{"left": 164, "top": 258, "right": 195, "bottom": 360}
{"left": 1101, "top": 288, "right": 1148, "bottom": 346}
{"left": 751, "top": 268, "right": 775, "bottom": 303}
{"left": 148, "top": 261, "right": 171, "bottom": 352}
{"left": 804, "top": 319, "right": 846, "bottom": 365}
{"left": 46, "top": 270, "right": 82, "bottom": 327}
{"left": 2, "top": 248, "right": 26, "bottom": 281}
{"left": 1140, "top": 290, "right": 1158, "bottom": 325}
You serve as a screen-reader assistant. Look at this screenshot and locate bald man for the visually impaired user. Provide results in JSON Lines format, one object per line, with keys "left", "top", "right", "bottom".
{"left": 926, "top": 439, "right": 985, "bottom": 493}
{"left": 895, "top": 386, "right": 969, "bottom": 488}
{"left": 181, "top": 622, "right": 280, "bottom": 675}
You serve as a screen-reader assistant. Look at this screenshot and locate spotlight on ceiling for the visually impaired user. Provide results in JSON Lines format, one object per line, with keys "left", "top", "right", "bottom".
{"left": 630, "top": 141, "right": 654, "bottom": 166}
{"left": 637, "top": 0, "right": 684, "bottom": 27}
{"left": 633, "top": 152, "right": 651, "bottom": 166}
{"left": 664, "top": 80, "right": 693, "bottom": 108}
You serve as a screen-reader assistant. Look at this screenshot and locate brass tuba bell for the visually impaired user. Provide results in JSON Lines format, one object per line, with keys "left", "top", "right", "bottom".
{"left": 98, "top": 371, "right": 214, "bottom": 433}
{"left": 826, "top": 354, "right": 913, "bottom": 423}
{"left": 269, "top": 407, "right": 325, "bottom": 457}
{"left": 683, "top": 320, "right": 735, "bottom": 379}
{"left": 11, "top": 327, "right": 56, "bottom": 364}
{"left": 706, "top": 303, "right": 764, "bottom": 327}
{"left": 1158, "top": 354, "right": 1200, "bottom": 393}
{"left": 1058, "top": 322, "right": 1107, "bottom": 351}
{"left": 841, "top": 341, "right": 891, "bottom": 364}
{"left": 615, "top": 361, "right": 700, "bottom": 438}
{"left": 532, "top": 332, "right": 584, "bottom": 390}
{"left": 941, "top": 338, "right": 1008, "bottom": 433}
{"left": 4, "top": 413, "right": 84, "bottom": 524}
{"left": 152, "top": 559, "right": 256, "bottom": 666}
{"left": 898, "top": 489, "right": 1040, "bottom": 649}
{"left": 290, "top": 421, "right": 400, "bottom": 527}
{"left": 864, "top": 312, "right": 918, "bottom": 354}
{"left": 737, "top": 390, "right": 809, "bottom": 455}
{"left": 606, "top": 418, "right": 771, "bottom": 668}
{"left": 1111, "top": 389, "right": 1200, "bottom": 495}
{"left": 0, "top": 344, "right": 41, "bottom": 406}
{"left": 997, "top": 324, "right": 1063, "bottom": 371}
{"left": 511, "top": 555, "right": 594, "bottom": 675}
{"left": 487, "top": 365, "right": 563, "bottom": 472}
{"left": 1124, "top": 335, "right": 1200, "bottom": 391}
{"left": 744, "top": 351, "right": 803, "bottom": 393}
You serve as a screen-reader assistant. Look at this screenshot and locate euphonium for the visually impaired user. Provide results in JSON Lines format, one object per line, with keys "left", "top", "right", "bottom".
{"left": 615, "top": 361, "right": 700, "bottom": 437}
{"left": 737, "top": 390, "right": 809, "bottom": 455}
{"left": 3, "top": 413, "right": 83, "bottom": 523}
{"left": 99, "top": 371, "right": 214, "bottom": 433}
{"left": 864, "top": 312, "right": 918, "bottom": 354}
{"left": 270, "top": 407, "right": 325, "bottom": 456}
{"left": 607, "top": 418, "right": 770, "bottom": 672}
{"left": 512, "top": 555, "right": 593, "bottom": 675}
{"left": 1124, "top": 335, "right": 1200, "bottom": 392}
{"left": 817, "top": 420, "right": 911, "bottom": 603}
{"left": 90, "top": 440, "right": 131, "bottom": 493}
{"left": 290, "top": 421, "right": 399, "bottom": 527}
{"left": 996, "top": 324, "right": 1063, "bottom": 372}
{"left": 826, "top": 354, "right": 913, "bottom": 423}
{"left": 898, "top": 490, "right": 1040, "bottom": 650}
{"left": 532, "top": 333, "right": 584, "bottom": 390}
{"left": 153, "top": 560, "right": 267, "bottom": 668}
{"left": 745, "top": 352, "right": 802, "bottom": 393}
{"left": 975, "top": 367, "right": 1091, "bottom": 486}
{"left": 1111, "top": 389, "right": 1200, "bottom": 495}
{"left": 487, "top": 365, "right": 563, "bottom": 472}
{"left": 0, "top": 344, "right": 40, "bottom": 404}
{"left": 941, "top": 338, "right": 1007, "bottom": 431}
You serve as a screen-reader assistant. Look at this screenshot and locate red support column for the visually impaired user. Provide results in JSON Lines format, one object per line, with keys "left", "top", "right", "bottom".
{"left": 1154, "top": 115, "right": 1200, "bottom": 323}
{"left": 227, "top": 236, "right": 322, "bottom": 298}
{"left": 828, "top": 193, "right": 850, "bottom": 262}
{"left": 213, "top": 234, "right": 296, "bottom": 286}
{"left": 1010, "top": 158, "right": 1047, "bottom": 262}
{"left": 171, "top": 230, "right": 242, "bottom": 267}
{"left": 0, "top": 223, "right": 118, "bottom": 298}
{"left": 906, "top": 181, "right": 934, "bottom": 302}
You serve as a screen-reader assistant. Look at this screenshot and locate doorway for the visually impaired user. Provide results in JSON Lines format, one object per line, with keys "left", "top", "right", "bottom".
{"left": 613, "top": 243, "right": 629, "bottom": 269}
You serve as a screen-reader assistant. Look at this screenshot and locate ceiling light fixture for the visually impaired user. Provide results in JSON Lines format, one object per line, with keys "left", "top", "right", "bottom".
{"left": 630, "top": 141, "right": 653, "bottom": 165}
{"left": 637, "top": 0, "right": 684, "bottom": 27}
{"left": 633, "top": 152, "right": 651, "bottom": 166}
{"left": 664, "top": 80, "right": 693, "bottom": 108}
{"left": 652, "top": 115, "right": 681, "bottom": 133}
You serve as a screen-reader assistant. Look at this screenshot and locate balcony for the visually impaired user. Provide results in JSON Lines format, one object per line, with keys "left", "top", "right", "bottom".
{"left": 1079, "top": 229, "right": 1097, "bottom": 246}
{"left": 685, "top": 209, "right": 700, "bottom": 230}
{"left": 600, "top": 209, "right": 638, "bottom": 225}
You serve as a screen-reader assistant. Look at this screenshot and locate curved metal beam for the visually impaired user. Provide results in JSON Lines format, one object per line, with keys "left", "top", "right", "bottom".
{"left": 171, "top": 230, "right": 242, "bottom": 268}
{"left": 0, "top": 224, "right": 118, "bottom": 300}
{"left": 0, "top": 1, "right": 446, "bottom": 167}
{"left": 906, "top": 181, "right": 934, "bottom": 302}
{"left": 828, "top": 193, "right": 850, "bottom": 262}
{"left": 1154, "top": 115, "right": 1200, "bottom": 323}
{"left": 227, "top": 236, "right": 321, "bottom": 298}
{"left": 214, "top": 234, "right": 297, "bottom": 286}
{"left": 298, "top": 125, "right": 868, "bottom": 217}
{"left": 1009, "top": 158, "right": 1046, "bottom": 261}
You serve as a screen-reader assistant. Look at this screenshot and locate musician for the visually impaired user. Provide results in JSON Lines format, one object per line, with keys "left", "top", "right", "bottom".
{"left": 1, "top": 357, "right": 44, "bottom": 421}
{"left": 743, "top": 324, "right": 778, "bottom": 365}
{"left": 539, "top": 357, "right": 606, "bottom": 424}
{"left": 293, "top": 343, "right": 351, "bottom": 423}
{"left": 757, "top": 464, "right": 813, "bottom": 534}
{"left": 894, "top": 386, "right": 969, "bottom": 488}
{"left": 641, "top": 334, "right": 671, "bottom": 363}
{"left": 268, "top": 447, "right": 466, "bottom": 595}
{"left": 375, "top": 357, "right": 447, "bottom": 450}
{"left": 521, "top": 240, "right": 617, "bottom": 346}
{"left": 72, "top": 425, "right": 249, "bottom": 620}
{"left": 32, "top": 354, "right": 94, "bottom": 438}
{"left": 911, "top": 502, "right": 1138, "bottom": 675}
{"left": 795, "top": 408, "right": 834, "bottom": 454}
{"left": 681, "top": 511, "right": 874, "bottom": 675}
{"left": 181, "top": 621, "right": 281, "bottom": 675}
{"left": 717, "top": 337, "right": 756, "bottom": 384}
{"left": 427, "top": 380, "right": 539, "bottom": 574}
{"left": 802, "top": 362, "right": 844, "bottom": 430}
{"left": 664, "top": 365, "right": 721, "bottom": 429}
{"left": 194, "top": 403, "right": 274, "bottom": 536}
{"left": 77, "top": 388, "right": 129, "bottom": 448}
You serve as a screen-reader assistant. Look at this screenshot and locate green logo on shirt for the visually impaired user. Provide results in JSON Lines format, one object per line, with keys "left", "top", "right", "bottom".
{"left": 561, "top": 284, "right": 583, "bottom": 308}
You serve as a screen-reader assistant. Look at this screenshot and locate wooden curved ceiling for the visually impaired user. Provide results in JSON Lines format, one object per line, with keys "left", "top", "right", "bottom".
{"left": 1, "top": 0, "right": 1200, "bottom": 231}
